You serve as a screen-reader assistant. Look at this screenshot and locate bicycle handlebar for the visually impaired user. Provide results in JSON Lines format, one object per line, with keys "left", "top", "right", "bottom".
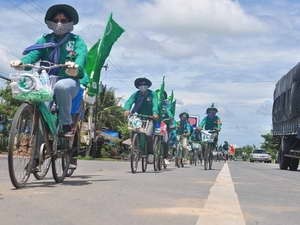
{"left": 129, "top": 113, "right": 154, "bottom": 119}
{"left": 18, "top": 62, "right": 68, "bottom": 71}
{"left": 0, "top": 73, "right": 11, "bottom": 82}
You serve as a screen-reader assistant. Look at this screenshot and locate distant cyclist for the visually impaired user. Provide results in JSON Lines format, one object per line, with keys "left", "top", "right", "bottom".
{"left": 123, "top": 77, "right": 159, "bottom": 155}
{"left": 177, "top": 112, "right": 193, "bottom": 137}
{"left": 199, "top": 103, "right": 222, "bottom": 148}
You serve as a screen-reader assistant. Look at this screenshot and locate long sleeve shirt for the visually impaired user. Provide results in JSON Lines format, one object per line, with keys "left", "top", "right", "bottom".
{"left": 199, "top": 115, "right": 222, "bottom": 131}
{"left": 21, "top": 33, "right": 87, "bottom": 79}
{"left": 123, "top": 90, "right": 159, "bottom": 116}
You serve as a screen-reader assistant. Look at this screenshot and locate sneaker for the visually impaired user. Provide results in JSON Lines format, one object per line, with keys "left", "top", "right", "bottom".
{"left": 164, "top": 159, "right": 170, "bottom": 165}
{"left": 62, "top": 125, "right": 75, "bottom": 138}
{"left": 69, "top": 158, "right": 77, "bottom": 169}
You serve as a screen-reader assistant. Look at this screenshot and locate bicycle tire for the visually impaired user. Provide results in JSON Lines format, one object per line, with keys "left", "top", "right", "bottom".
{"left": 153, "top": 136, "right": 161, "bottom": 171}
{"left": 33, "top": 143, "right": 51, "bottom": 180}
{"left": 142, "top": 156, "right": 147, "bottom": 172}
{"left": 8, "top": 103, "right": 37, "bottom": 188}
{"left": 203, "top": 143, "right": 208, "bottom": 170}
{"left": 130, "top": 133, "right": 139, "bottom": 173}
{"left": 66, "top": 126, "right": 80, "bottom": 177}
{"left": 209, "top": 145, "right": 213, "bottom": 170}
{"left": 175, "top": 144, "right": 181, "bottom": 168}
{"left": 52, "top": 136, "right": 70, "bottom": 183}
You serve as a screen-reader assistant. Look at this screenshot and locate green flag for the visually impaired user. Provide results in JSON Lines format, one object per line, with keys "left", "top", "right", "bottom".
{"left": 86, "top": 13, "right": 125, "bottom": 97}
{"left": 156, "top": 76, "right": 166, "bottom": 118}
{"left": 168, "top": 90, "right": 174, "bottom": 103}
{"left": 171, "top": 100, "right": 176, "bottom": 117}
{"left": 159, "top": 76, "right": 165, "bottom": 104}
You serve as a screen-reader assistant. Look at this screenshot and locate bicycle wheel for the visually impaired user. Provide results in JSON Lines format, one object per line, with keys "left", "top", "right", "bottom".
{"left": 130, "top": 133, "right": 140, "bottom": 173}
{"left": 66, "top": 126, "right": 80, "bottom": 177}
{"left": 142, "top": 156, "right": 148, "bottom": 172}
{"left": 193, "top": 151, "right": 198, "bottom": 166}
{"left": 52, "top": 136, "right": 71, "bottom": 183}
{"left": 32, "top": 143, "right": 51, "bottom": 180}
{"left": 8, "top": 103, "right": 37, "bottom": 188}
{"left": 208, "top": 144, "right": 213, "bottom": 170}
{"left": 175, "top": 144, "right": 181, "bottom": 168}
{"left": 203, "top": 143, "right": 209, "bottom": 170}
{"left": 153, "top": 136, "right": 162, "bottom": 171}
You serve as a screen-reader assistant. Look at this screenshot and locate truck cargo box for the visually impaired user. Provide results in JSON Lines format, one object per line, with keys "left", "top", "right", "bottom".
{"left": 272, "top": 63, "right": 300, "bottom": 135}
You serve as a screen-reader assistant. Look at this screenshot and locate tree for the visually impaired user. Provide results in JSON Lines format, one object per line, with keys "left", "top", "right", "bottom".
{"left": 94, "top": 85, "right": 127, "bottom": 134}
{"left": 235, "top": 145, "right": 255, "bottom": 160}
{"left": 0, "top": 83, "right": 20, "bottom": 117}
{"left": 260, "top": 132, "right": 280, "bottom": 160}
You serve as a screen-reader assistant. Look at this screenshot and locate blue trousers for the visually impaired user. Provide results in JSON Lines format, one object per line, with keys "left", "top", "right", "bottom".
{"left": 54, "top": 78, "right": 80, "bottom": 125}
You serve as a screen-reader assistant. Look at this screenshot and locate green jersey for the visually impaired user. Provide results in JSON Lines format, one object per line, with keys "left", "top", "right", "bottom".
{"left": 21, "top": 33, "right": 87, "bottom": 79}
{"left": 124, "top": 90, "right": 159, "bottom": 116}
{"left": 199, "top": 115, "right": 222, "bottom": 130}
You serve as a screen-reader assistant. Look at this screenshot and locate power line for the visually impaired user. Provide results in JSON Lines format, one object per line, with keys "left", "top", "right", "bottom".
{"left": 24, "top": 0, "right": 45, "bottom": 14}
{"left": 7, "top": 0, "right": 43, "bottom": 26}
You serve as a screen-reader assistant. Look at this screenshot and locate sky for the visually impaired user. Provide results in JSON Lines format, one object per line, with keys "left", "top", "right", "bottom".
{"left": 0, "top": 0, "right": 300, "bottom": 147}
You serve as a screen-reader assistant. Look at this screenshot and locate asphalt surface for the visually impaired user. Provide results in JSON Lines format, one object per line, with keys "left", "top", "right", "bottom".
{"left": 0, "top": 156, "right": 299, "bottom": 225}
{"left": 229, "top": 161, "right": 300, "bottom": 225}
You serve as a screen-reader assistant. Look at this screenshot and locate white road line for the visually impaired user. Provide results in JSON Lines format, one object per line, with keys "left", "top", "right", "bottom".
{"left": 196, "top": 163, "right": 246, "bottom": 225}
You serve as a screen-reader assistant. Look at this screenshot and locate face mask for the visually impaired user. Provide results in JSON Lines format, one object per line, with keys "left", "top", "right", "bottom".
{"left": 208, "top": 112, "right": 216, "bottom": 118}
{"left": 46, "top": 20, "right": 74, "bottom": 35}
{"left": 139, "top": 85, "right": 149, "bottom": 92}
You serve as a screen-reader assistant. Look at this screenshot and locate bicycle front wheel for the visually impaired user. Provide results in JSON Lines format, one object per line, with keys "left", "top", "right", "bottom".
{"left": 130, "top": 133, "right": 140, "bottom": 173}
{"left": 208, "top": 144, "right": 213, "bottom": 170}
{"left": 8, "top": 103, "right": 37, "bottom": 188}
{"left": 52, "top": 137, "right": 71, "bottom": 183}
{"left": 33, "top": 143, "right": 51, "bottom": 180}
{"left": 66, "top": 126, "right": 80, "bottom": 177}
{"left": 153, "top": 136, "right": 162, "bottom": 171}
{"left": 203, "top": 143, "right": 209, "bottom": 170}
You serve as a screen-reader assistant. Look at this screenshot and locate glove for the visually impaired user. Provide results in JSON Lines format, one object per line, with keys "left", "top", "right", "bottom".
{"left": 65, "top": 61, "right": 78, "bottom": 77}
{"left": 153, "top": 114, "right": 159, "bottom": 119}
{"left": 10, "top": 60, "right": 22, "bottom": 69}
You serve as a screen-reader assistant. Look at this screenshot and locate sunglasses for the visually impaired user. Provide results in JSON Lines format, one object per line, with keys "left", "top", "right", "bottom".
{"left": 52, "top": 18, "right": 69, "bottom": 24}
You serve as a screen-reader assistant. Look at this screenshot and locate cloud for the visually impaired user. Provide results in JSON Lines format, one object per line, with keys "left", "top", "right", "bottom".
{"left": 138, "top": 0, "right": 267, "bottom": 36}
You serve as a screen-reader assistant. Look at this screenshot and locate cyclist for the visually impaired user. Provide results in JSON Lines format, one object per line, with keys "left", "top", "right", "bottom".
{"left": 10, "top": 4, "right": 87, "bottom": 137}
{"left": 156, "top": 89, "right": 173, "bottom": 164}
{"left": 222, "top": 141, "right": 229, "bottom": 160}
{"left": 124, "top": 77, "right": 159, "bottom": 155}
{"left": 176, "top": 112, "right": 193, "bottom": 153}
{"left": 177, "top": 112, "right": 193, "bottom": 136}
{"left": 199, "top": 103, "right": 222, "bottom": 149}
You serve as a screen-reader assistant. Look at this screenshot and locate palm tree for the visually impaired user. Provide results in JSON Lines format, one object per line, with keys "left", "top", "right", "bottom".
{"left": 85, "top": 85, "right": 128, "bottom": 157}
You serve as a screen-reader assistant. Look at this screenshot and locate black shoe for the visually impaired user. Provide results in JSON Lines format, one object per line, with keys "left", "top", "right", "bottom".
{"left": 69, "top": 158, "right": 77, "bottom": 169}
{"left": 62, "top": 125, "right": 75, "bottom": 138}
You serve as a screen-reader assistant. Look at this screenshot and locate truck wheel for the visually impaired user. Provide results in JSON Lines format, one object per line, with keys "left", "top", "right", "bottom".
{"left": 289, "top": 158, "right": 299, "bottom": 171}
{"left": 279, "top": 137, "right": 291, "bottom": 170}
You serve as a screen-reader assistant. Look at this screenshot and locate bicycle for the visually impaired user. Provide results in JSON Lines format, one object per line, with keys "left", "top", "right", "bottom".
{"left": 190, "top": 141, "right": 202, "bottom": 166}
{"left": 5, "top": 62, "right": 82, "bottom": 188}
{"left": 128, "top": 113, "right": 153, "bottom": 173}
{"left": 153, "top": 119, "right": 171, "bottom": 171}
{"left": 175, "top": 133, "right": 189, "bottom": 168}
{"left": 201, "top": 129, "right": 218, "bottom": 170}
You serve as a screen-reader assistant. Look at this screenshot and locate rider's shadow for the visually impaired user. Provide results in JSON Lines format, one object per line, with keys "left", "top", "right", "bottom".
{"left": 62, "top": 178, "right": 118, "bottom": 186}
{"left": 22, "top": 175, "right": 118, "bottom": 188}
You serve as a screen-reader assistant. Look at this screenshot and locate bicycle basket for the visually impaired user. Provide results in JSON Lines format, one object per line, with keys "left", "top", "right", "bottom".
{"left": 128, "top": 115, "right": 152, "bottom": 135}
{"left": 10, "top": 72, "right": 53, "bottom": 102}
{"left": 192, "top": 142, "right": 200, "bottom": 149}
{"left": 201, "top": 130, "right": 215, "bottom": 143}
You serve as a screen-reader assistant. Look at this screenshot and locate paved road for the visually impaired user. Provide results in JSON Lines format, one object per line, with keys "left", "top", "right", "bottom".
{"left": 0, "top": 157, "right": 299, "bottom": 225}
